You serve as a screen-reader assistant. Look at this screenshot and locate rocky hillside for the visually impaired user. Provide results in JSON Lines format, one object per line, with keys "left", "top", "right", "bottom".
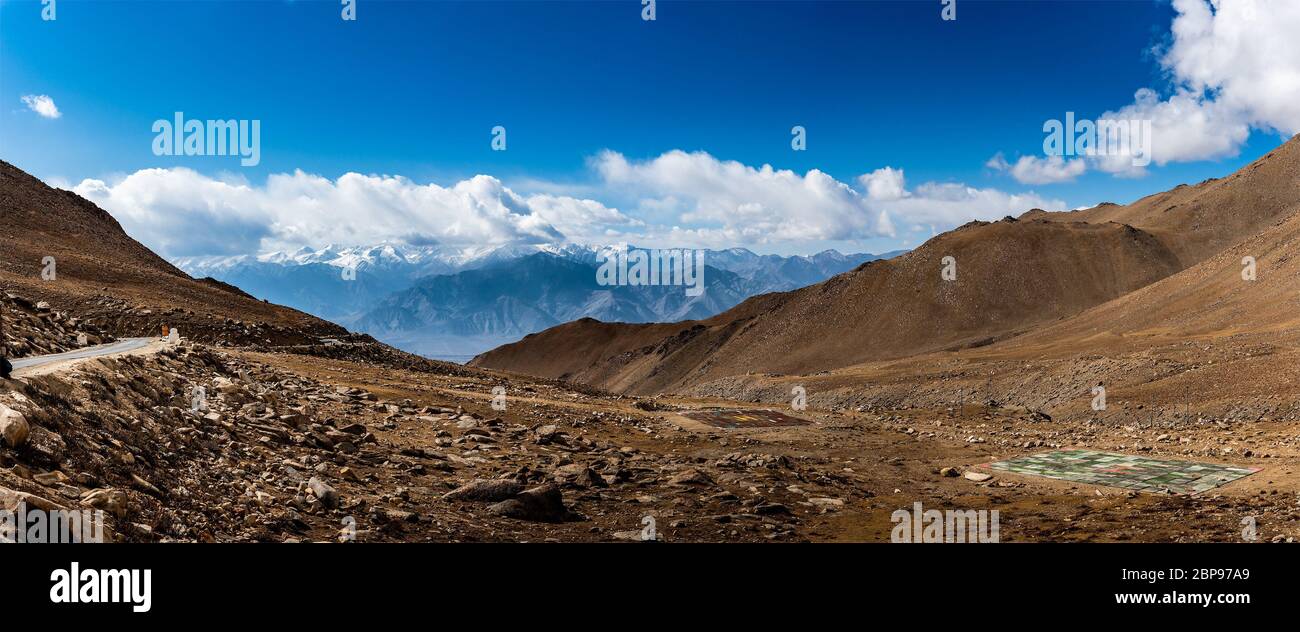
{"left": 2, "top": 291, "right": 116, "bottom": 357}
{"left": 0, "top": 339, "right": 869, "bottom": 542}
{"left": 0, "top": 160, "right": 348, "bottom": 349}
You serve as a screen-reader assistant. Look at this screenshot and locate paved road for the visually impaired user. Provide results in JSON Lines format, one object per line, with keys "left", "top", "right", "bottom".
{"left": 10, "top": 337, "right": 155, "bottom": 370}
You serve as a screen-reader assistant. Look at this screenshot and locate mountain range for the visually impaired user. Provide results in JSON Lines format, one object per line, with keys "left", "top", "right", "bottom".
{"left": 174, "top": 243, "right": 901, "bottom": 359}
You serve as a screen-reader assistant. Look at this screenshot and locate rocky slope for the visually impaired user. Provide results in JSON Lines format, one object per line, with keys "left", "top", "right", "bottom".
{"left": 0, "top": 160, "right": 348, "bottom": 350}
{"left": 2, "top": 291, "right": 116, "bottom": 358}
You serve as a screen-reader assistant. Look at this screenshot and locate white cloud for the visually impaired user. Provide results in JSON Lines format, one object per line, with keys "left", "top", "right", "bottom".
{"left": 72, "top": 151, "right": 1063, "bottom": 258}
{"left": 987, "top": 153, "right": 1087, "bottom": 185}
{"left": 859, "top": 167, "right": 907, "bottom": 201}
{"left": 20, "top": 94, "right": 61, "bottom": 119}
{"left": 591, "top": 151, "right": 1064, "bottom": 248}
{"left": 1121, "top": 0, "right": 1300, "bottom": 164}
{"left": 1161, "top": 0, "right": 1300, "bottom": 136}
{"left": 870, "top": 180, "right": 1065, "bottom": 229}
{"left": 73, "top": 168, "right": 631, "bottom": 257}
{"left": 1087, "top": 0, "right": 1287, "bottom": 168}
{"left": 990, "top": 0, "right": 1300, "bottom": 177}
{"left": 591, "top": 149, "right": 884, "bottom": 244}
{"left": 1097, "top": 87, "right": 1248, "bottom": 170}
{"left": 985, "top": 153, "right": 1011, "bottom": 172}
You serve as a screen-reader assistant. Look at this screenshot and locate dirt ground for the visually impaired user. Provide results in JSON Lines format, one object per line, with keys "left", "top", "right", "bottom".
{"left": 243, "top": 351, "right": 1300, "bottom": 543}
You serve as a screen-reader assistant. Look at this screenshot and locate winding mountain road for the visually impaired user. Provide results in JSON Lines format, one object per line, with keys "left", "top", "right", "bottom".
{"left": 10, "top": 338, "right": 163, "bottom": 377}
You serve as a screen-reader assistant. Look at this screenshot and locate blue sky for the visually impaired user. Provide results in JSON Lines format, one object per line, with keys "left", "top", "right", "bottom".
{"left": 2, "top": 0, "right": 1296, "bottom": 257}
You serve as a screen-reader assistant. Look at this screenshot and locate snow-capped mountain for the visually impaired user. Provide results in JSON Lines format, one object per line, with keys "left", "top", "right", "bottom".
{"left": 173, "top": 243, "right": 902, "bottom": 360}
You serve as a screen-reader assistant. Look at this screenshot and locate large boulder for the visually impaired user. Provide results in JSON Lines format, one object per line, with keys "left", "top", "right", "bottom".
{"left": 0, "top": 404, "right": 29, "bottom": 449}
{"left": 488, "top": 485, "right": 578, "bottom": 523}
{"left": 441, "top": 479, "right": 524, "bottom": 502}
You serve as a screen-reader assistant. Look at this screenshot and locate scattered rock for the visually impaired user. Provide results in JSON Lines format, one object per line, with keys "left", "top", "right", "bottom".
{"left": 668, "top": 468, "right": 715, "bottom": 487}
{"left": 308, "top": 477, "right": 338, "bottom": 509}
{"left": 534, "top": 424, "right": 561, "bottom": 444}
{"left": 553, "top": 463, "right": 608, "bottom": 488}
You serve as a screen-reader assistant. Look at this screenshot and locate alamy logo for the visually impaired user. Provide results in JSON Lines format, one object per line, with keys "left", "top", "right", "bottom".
{"left": 640, "top": 515, "right": 657, "bottom": 541}
{"left": 1091, "top": 384, "right": 1107, "bottom": 411}
{"left": 891, "top": 502, "right": 999, "bottom": 543}
{"left": 791, "top": 125, "right": 806, "bottom": 151}
{"left": 152, "top": 112, "right": 261, "bottom": 166}
{"left": 791, "top": 385, "right": 807, "bottom": 411}
{"left": 191, "top": 386, "right": 207, "bottom": 412}
{"left": 596, "top": 245, "right": 705, "bottom": 297}
{"left": 49, "top": 562, "right": 151, "bottom": 613}
{"left": 1, "top": 503, "right": 105, "bottom": 543}
{"left": 940, "top": 255, "right": 956, "bottom": 281}
{"left": 1043, "top": 112, "right": 1151, "bottom": 167}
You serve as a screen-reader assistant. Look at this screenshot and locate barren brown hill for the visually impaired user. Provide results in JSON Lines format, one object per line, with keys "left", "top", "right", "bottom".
{"left": 678, "top": 186, "right": 1300, "bottom": 424}
{"left": 473, "top": 135, "right": 1300, "bottom": 395}
{"left": 0, "top": 159, "right": 347, "bottom": 349}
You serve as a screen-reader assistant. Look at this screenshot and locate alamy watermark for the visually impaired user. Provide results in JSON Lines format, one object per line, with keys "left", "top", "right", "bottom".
{"left": 2, "top": 502, "right": 106, "bottom": 543}
{"left": 1044, "top": 112, "right": 1151, "bottom": 167}
{"left": 941, "top": 0, "right": 955, "bottom": 21}
{"left": 1091, "top": 383, "right": 1107, "bottom": 411}
{"left": 152, "top": 112, "right": 261, "bottom": 167}
{"left": 891, "top": 501, "right": 999, "bottom": 543}
{"left": 49, "top": 562, "right": 151, "bottom": 613}
{"left": 791, "top": 385, "right": 807, "bottom": 411}
{"left": 596, "top": 245, "right": 705, "bottom": 297}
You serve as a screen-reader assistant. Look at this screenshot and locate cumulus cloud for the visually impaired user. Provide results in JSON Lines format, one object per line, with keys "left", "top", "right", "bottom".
{"left": 591, "top": 151, "right": 1064, "bottom": 248}
{"left": 859, "top": 167, "right": 907, "bottom": 201}
{"left": 1091, "top": 0, "right": 1294, "bottom": 168}
{"left": 869, "top": 180, "right": 1065, "bottom": 229}
{"left": 72, "top": 150, "right": 1063, "bottom": 258}
{"left": 987, "top": 153, "right": 1087, "bottom": 184}
{"left": 1161, "top": 0, "right": 1300, "bottom": 135}
{"left": 73, "top": 168, "right": 632, "bottom": 257}
{"left": 591, "top": 149, "right": 883, "bottom": 244}
{"left": 993, "top": 0, "right": 1300, "bottom": 178}
{"left": 20, "top": 94, "right": 61, "bottom": 119}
